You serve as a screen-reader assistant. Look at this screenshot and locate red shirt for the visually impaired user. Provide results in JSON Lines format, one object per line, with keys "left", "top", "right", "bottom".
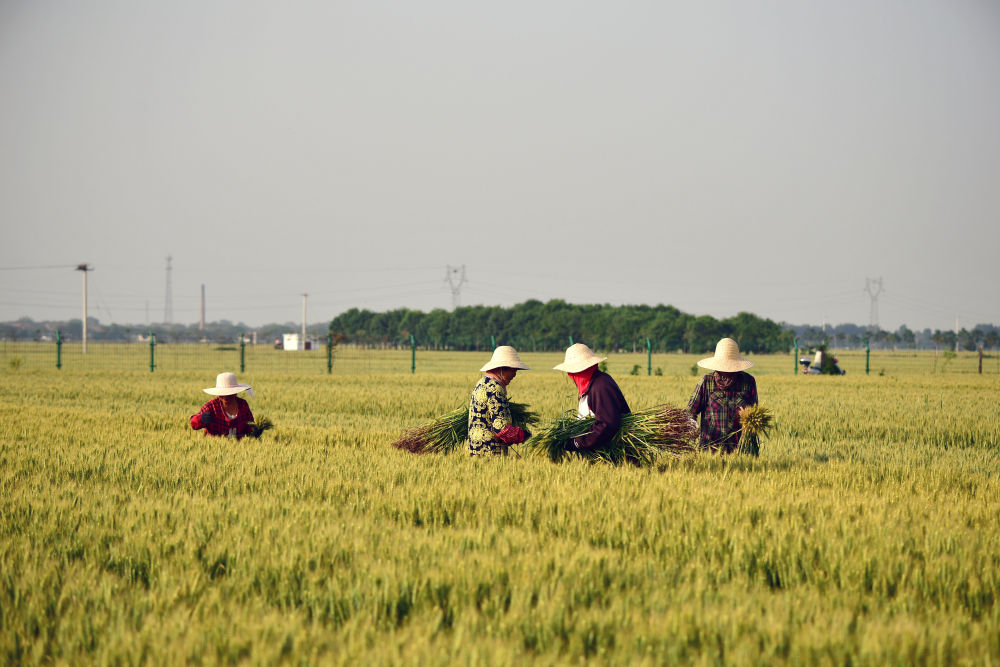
{"left": 190, "top": 397, "right": 255, "bottom": 439}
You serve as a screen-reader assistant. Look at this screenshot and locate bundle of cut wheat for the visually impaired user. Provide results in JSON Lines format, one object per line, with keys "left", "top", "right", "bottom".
{"left": 391, "top": 402, "right": 538, "bottom": 454}
{"left": 737, "top": 404, "right": 773, "bottom": 456}
{"left": 525, "top": 404, "right": 699, "bottom": 466}
{"left": 249, "top": 415, "right": 273, "bottom": 439}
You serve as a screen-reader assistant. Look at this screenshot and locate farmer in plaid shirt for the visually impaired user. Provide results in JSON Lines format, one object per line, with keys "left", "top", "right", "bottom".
{"left": 688, "top": 338, "right": 758, "bottom": 453}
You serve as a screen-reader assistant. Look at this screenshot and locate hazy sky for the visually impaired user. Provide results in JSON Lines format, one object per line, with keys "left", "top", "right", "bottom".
{"left": 2, "top": 1, "right": 998, "bottom": 332}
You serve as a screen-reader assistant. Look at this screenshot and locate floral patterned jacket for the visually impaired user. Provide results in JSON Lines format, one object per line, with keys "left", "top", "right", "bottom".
{"left": 467, "top": 375, "right": 523, "bottom": 456}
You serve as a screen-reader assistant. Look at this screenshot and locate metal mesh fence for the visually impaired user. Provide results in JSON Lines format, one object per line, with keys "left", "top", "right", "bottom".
{"left": 0, "top": 340, "right": 393, "bottom": 375}
{"left": 1, "top": 339, "right": 995, "bottom": 376}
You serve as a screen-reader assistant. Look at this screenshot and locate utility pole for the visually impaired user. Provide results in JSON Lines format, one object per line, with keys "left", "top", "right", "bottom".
{"left": 445, "top": 265, "right": 467, "bottom": 310}
{"left": 164, "top": 256, "right": 173, "bottom": 324}
{"left": 301, "top": 293, "right": 308, "bottom": 349}
{"left": 200, "top": 284, "right": 205, "bottom": 330}
{"left": 76, "top": 264, "right": 92, "bottom": 353}
{"left": 864, "top": 277, "right": 883, "bottom": 338}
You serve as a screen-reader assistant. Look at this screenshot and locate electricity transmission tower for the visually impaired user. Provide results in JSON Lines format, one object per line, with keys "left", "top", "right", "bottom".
{"left": 864, "top": 277, "right": 883, "bottom": 335}
{"left": 164, "top": 256, "right": 173, "bottom": 324}
{"left": 445, "top": 265, "right": 467, "bottom": 310}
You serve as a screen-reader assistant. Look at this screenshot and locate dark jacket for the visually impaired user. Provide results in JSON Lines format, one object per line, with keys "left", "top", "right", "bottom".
{"left": 575, "top": 371, "right": 631, "bottom": 451}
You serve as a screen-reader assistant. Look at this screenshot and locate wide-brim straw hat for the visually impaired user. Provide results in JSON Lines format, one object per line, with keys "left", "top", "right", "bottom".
{"left": 553, "top": 343, "right": 607, "bottom": 373}
{"left": 480, "top": 346, "right": 531, "bottom": 372}
{"left": 697, "top": 338, "right": 754, "bottom": 372}
{"left": 204, "top": 372, "right": 254, "bottom": 397}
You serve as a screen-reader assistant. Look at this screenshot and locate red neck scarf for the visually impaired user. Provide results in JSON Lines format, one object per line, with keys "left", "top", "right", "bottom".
{"left": 568, "top": 365, "right": 598, "bottom": 396}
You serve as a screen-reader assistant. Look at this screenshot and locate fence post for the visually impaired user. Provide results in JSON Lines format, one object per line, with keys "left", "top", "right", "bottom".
{"left": 490, "top": 335, "right": 496, "bottom": 349}
{"left": 646, "top": 338, "right": 652, "bottom": 376}
{"left": 327, "top": 332, "right": 333, "bottom": 374}
{"left": 865, "top": 339, "right": 870, "bottom": 375}
{"left": 410, "top": 334, "right": 416, "bottom": 374}
{"left": 56, "top": 330, "right": 62, "bottom": 370}
{"left": 149, "top": 333, "right": 156, "bottom": 372}
{"left": 978, "top": 345, "right": 983, "bottom": 374}
{"left": 794, "top": 338, "right": 798, "bottom": 375}
{"left": 240, "top": 335, "right": 246, "bottom": 373}
{"left": 568, "top": 335, "right": 574, "bottom": 346}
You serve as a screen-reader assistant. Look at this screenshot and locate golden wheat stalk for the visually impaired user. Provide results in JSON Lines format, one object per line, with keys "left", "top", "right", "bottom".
{"left": 737, "top": 404, "right": 773, "bottom": 456}
{"left": 249, "top": 415, "right": 274, "bottom": 439}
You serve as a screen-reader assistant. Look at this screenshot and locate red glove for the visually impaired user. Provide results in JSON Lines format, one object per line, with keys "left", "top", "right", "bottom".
{"left": 496, "top": 424, "right": 526, "bottom": 445}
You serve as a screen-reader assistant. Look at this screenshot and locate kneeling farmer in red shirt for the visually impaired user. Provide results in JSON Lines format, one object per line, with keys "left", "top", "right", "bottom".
{"left": 191, "top": 372, "right": 255, "bottom": 439}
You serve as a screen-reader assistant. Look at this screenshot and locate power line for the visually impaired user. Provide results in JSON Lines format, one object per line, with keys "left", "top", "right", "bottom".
{"left": 250, "top": 264, "right": 441, "bottom": 274}
{"left": 0, "top": 264, "right": 78, "bottom": 271}
{"left": 88, "top": 272, "right": 115, "bottom": 324}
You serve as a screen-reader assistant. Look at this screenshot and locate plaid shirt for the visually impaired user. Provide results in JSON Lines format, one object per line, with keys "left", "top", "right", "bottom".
{"left": 687, "top": 372, "right": 758, "bottom": 453}
{"left": 190, "top": 397, "right": 255, "bottom": 439}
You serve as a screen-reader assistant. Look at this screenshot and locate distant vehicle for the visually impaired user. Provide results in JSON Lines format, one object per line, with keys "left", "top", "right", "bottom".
{"left": 800, "top": 350, "right": 845, "bottom": 375}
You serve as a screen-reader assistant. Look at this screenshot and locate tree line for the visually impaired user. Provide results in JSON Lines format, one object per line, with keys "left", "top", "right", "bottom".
{"left": 4, "top": 308, "right": 995, "bottom": 352}
{"left": 789, "top": 322, "right": 1000, "bottom": 351}
{"left": 329, "top": 300, "right": 793, "bottom": 354}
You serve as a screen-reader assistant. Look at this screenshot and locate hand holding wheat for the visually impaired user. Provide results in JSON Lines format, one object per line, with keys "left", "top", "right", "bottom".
{"left": 737, "top": 405, "right": 773, "bottom": 456}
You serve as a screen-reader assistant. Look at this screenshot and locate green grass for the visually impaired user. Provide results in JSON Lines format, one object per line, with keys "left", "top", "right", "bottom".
{"left": 0, "top": 351, "right": 998, "bottom": 664}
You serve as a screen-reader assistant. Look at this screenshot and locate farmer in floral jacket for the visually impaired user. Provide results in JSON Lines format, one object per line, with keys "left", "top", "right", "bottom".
{"left": 687, "top": 338, "right": 758, "bottom": 453}
{"left": 468, "top": 346, "right": 531, "bottom": 456}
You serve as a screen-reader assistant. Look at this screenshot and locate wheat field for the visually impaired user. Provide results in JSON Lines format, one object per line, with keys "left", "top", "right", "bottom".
{"left": 1, "top": 350, "right": 998, "bottom": 664}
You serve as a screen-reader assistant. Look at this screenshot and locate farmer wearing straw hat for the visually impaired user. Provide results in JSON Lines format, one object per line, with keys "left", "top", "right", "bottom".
{"left": 687, "top": 338, "right": 758, "bottom": 453}
{"left": 554, "top": 343, "right": 631, "bottom": 453}
{"left": 468, "top": 346, "right": 531, "bottom": 456}
{"left": 190, "top": 372, "right": 256, "bottom": 439}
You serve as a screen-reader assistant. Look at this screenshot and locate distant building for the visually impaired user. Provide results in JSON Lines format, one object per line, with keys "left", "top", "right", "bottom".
{"left": 281, "top": 332, "right": 322, "bottom": 350}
